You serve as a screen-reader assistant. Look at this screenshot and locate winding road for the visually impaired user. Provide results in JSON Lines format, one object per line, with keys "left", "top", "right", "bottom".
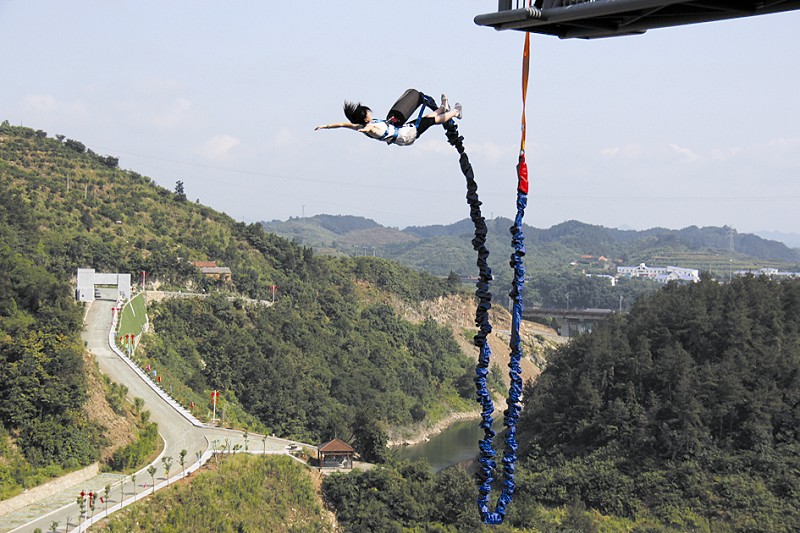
{"left": 3, "top": 291, "right": 308, "bottom": 532}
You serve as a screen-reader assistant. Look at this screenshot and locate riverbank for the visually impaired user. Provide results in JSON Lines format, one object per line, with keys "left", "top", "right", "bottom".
{"left": 388, "top": 408, "right": 503, "bottom": 447}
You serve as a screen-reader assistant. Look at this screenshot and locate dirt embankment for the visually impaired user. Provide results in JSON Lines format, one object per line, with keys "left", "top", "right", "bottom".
{"left": 393, "top": 292, "right": 563, "bottom": 387}
{"left": 384, "top": 292, "right": 565, "bottom": 445}
{"left": 83, "top": 351, "right": 138, "bottom": 462}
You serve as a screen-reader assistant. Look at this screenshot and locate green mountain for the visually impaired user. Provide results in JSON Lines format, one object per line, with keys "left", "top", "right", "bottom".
{"left": 263, "top": 216, "right": 800, "bottom": 278}
{"left": 0, "top": 121, "right": 481, "bottom": 498}
{"left": 262, "top": 214, "right": 418, "bottom": 254}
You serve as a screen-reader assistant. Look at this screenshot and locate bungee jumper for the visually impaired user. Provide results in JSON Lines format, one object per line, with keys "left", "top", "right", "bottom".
{"left": 315, "top": 89, "right": 462, "bottom": 146}
{"left": 316, "top": 80, "right": 526, "bottom": 526}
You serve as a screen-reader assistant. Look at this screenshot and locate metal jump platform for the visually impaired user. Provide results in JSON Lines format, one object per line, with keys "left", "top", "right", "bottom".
{"left": 475, "top": 0, "right": 800, "bottom": 39}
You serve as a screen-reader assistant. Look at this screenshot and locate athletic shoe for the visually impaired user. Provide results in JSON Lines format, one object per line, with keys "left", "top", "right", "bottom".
{"left": 454, "top": 103, "right": 462, "bottom": 119}
{"left": 441, "top": 94, "right": 450, "bottom": 112}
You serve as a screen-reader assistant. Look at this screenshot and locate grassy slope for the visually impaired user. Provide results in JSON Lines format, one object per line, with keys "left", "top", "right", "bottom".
{"left": 97, "top": 454, "right": 333, "bottom": 532}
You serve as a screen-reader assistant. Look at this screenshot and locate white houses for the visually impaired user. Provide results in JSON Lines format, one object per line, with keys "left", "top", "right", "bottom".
{"left": 616, "top": 263, "right": 700, "bottom": 284}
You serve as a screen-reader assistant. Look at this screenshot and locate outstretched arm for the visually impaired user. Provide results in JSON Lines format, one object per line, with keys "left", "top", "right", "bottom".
{"left": 315, "top": 122, "right": 360, "bottom": 131}
{"left": 357, "top": 122, "right": 385, "bottom": 135}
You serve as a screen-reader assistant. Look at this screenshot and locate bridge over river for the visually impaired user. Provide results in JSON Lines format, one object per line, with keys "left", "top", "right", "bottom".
{"left": 523, "top": 307, "right": 617, "bottom": 337}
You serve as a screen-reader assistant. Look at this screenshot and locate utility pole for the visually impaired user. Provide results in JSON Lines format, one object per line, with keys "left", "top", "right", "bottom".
{"left": 211, "top": 390, "right": 220, "bottom": 422}
{"left": 728, "top": 226, "right": 735, "bottom": 281}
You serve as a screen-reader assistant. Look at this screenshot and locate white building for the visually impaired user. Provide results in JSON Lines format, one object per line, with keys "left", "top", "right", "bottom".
{"left": 734, "top": 267, "right": 800, "bottom": 279}
{"left": 586, "top": 273, "right": 617, "bottom": 286}
{"left": 76, "top": 268, "right": 131, "bottom": 302}
{"left": 616, "top": 263, "right": 700, "bottom": 284}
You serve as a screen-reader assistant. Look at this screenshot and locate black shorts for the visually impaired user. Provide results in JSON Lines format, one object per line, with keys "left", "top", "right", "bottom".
{"left": 416, "top": 117, "right": 436, "bottom": 136}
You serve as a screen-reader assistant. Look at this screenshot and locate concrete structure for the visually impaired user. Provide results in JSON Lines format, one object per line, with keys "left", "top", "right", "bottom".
{"left": 475, "top": 1, "right": 800, "bottom": 40}
{"left": 523, "top": 307, "right": 615, "bottom": 337}
{"left": 75, "top": 268, "right": 131, "bottom": 302}
{"left": 191, "top": 260, "right": 232, "bottom": 282}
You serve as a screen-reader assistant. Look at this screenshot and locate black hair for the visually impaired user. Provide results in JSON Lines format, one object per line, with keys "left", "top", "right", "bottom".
{"left": 343, "top": 101, "right": 371, "bottom": 125}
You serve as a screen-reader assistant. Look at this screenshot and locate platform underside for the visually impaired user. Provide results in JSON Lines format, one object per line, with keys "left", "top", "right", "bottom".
{"left": 475, "top": 0, "right": 800, "bottom": 39}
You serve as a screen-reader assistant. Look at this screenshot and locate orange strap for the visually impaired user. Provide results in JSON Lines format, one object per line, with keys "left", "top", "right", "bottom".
{"left": 520, "top": 32, "right": 530, "bottom": 155}
{"left": 517, "top": 32, "right": 531, "bottom": 194}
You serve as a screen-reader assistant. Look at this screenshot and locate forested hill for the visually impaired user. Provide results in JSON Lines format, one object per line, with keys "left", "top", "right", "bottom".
{"left": 319, "top": 275, "right": 800, "bottom": 532}
{"left": 263, "top": 215, "right": 800, "bottom": 277}
{"left": 0, "top": 122, "right": 480, "bottom": 494}
{"left": 513, "top": 274, "right": 800, "bottom": 530}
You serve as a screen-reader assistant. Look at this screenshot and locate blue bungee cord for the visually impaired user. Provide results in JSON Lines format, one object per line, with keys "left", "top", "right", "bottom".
{"left": 444, "top": 31, "right": 530, "bottom": 525}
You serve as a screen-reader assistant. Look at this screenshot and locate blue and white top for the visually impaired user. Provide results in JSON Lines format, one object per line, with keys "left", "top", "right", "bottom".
{"left": 361, "top": 119, "right": 418, "bottom": 146}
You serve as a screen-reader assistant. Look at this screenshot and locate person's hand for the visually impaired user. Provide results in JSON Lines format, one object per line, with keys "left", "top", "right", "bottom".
{"left": 314, "top": 125, "right": 326, "bottom": 130}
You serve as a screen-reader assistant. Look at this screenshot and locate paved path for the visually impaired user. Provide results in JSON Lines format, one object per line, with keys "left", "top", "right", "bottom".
{"left": 2, "top": 292, "right": 308, "bottom": 533}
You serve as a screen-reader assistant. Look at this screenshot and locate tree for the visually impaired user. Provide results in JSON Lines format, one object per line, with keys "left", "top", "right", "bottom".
{"left": 352, "top": 409, "right": 388, "bottom": 463}
{"left": 147, "top": 464, "right": 157, "bottom": 493}
{"left": 64, "top": 138, "right": 86, "bottom": 153}
{"left": 162, "top": 455, "right": 173, "bottom": 484}
{"left": 77, "top": 492, "right": 86, "bottom": 522}
{"left": 174, "top": 181, "right": 186, "bottom": 202}
{"left": 179, "top": 449, "right": 188, "bottom": 478}
{"left": 431, "top": 466, "right": 481, "bottom": 530}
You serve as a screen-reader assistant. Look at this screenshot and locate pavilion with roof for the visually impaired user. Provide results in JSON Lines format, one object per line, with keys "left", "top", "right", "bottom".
{"left": 317, "top": 438, "right": 355, "bottom": 469}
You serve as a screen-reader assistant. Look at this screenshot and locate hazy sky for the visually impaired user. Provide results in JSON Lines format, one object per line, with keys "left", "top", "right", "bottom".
{"left": 2, "top": 1, "right": 799, "bottom": 236}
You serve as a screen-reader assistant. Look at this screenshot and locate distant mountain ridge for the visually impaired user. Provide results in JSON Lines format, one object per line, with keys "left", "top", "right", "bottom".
{"left": 262, "top": 216, "right": 800, "bottom": 277}
{"left": 755, "top": 230, "right": 800, "bottom": 249}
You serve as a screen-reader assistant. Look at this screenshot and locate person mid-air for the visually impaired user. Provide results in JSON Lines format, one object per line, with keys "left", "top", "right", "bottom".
{"left": 315, "top": 89, "right": 461, "bottom": 146}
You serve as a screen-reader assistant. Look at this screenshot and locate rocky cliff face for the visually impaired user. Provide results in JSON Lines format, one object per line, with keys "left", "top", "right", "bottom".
{"left": 383, "top": 291, "right": 564, "bottom": 387}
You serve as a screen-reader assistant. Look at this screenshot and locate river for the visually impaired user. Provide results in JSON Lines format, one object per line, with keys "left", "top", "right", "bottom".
{"left": 395, "top": 418, "right": 485, "bottom": 472}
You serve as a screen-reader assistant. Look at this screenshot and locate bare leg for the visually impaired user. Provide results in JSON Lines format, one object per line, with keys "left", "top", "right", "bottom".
{"left": 424, "top": 107, "right": 460, "bottom": 123}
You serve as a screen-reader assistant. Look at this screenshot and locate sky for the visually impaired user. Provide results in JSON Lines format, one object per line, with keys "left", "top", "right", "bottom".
{"left": 2, "top": 1, "right": 799, "bottom": 238}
